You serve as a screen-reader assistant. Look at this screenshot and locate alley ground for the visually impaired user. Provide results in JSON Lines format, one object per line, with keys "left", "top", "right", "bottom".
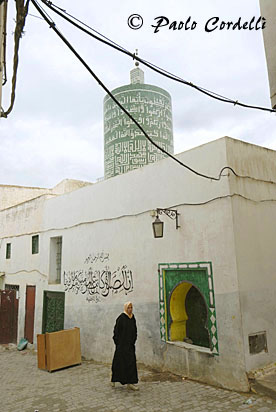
{"left": 1, "top": 346, "right": 276, "bottom": 412}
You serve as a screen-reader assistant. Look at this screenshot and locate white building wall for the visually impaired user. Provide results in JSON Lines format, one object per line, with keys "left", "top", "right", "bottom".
{"left": 0, "top": 137, "right": 250, "bottom": 391}
{"left": 226, "top": 138, "right": 276, "bottom": 372}
{"left": 260, "top": 0, "right": 276, "bottom": 108}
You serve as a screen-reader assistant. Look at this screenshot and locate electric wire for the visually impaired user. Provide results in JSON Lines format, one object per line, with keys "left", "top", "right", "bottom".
{"left": 37, "top": 1, "right": 262, "bottom": 106}
{"left": 1, "top": 192, "right": 276, "bottom": 241}
{"left": 38, "top": 0, "right": 276, "bottom": 114}
{"left": 30, "top": 0, "right": 237, "bottom": 182}
{"left": 3, "top": 269, "right": 48, "bottom": 277}
{"left": 41, "top": 0, "right": 231, "bottom": 102}
{"left": 35, "top": 3, "right": 276, "bottom": 184}
{"left": 44, "top": 1, "right": 130, "bottom": 54}
{"left": 28, "top": 12, "right": 44, "bottom": 19}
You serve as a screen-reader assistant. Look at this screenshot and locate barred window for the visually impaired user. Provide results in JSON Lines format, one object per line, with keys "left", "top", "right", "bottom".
{"left": 6, "top": 243, "right": 11, "bottom": 259}
{"left": 32, "top": 235, "right": 39, "bottom": 254}
{"left": 49, "top": 237, "right": 62, "bottom": 284}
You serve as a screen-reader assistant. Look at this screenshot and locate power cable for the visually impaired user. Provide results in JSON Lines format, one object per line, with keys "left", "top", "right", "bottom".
{"left": 44, "top": 1, "right": 130, "bottom": 54}
{"left": 29, "top": 12, "right": 44, "bottom": 20}
{"left": 30, "top": 0, "right": 237, "bottom": 182}
{"left": 4, "top": 269, "right": 48, "bottom": 277}
{"left": 38, "top": 0, "right": 276, "bottom": 114}
{"left": 2, "top": 192, "right": 276, "bottom": 241}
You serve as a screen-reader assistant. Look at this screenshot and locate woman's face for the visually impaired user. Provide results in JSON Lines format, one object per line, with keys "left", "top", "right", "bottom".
{"left": 127, "top": 303, "right": 133, "bottom": 315}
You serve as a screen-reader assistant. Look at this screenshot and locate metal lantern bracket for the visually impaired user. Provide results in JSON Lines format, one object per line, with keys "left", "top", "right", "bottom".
{"left": 156, "top": 208, "right": 180, "bottom": 229}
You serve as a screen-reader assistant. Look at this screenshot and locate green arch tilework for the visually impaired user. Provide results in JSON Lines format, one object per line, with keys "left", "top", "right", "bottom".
{"left": 158, "top": 262, "right": 219, "bottom": 355}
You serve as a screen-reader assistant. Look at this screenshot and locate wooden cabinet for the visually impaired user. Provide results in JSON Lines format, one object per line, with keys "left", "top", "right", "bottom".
{"left": 37, "top": 327, "right": 81, "bottom": 372}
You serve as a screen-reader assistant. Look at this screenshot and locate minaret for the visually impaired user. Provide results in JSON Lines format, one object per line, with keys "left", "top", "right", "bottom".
{"left": 103, "top": 52, "right": 174, "bottom": 179}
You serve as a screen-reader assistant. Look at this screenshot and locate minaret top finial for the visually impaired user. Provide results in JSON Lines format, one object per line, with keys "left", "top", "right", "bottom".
{"left": 135, "top": 49, "right": 139, "bottom": 67}
{"left": 130, "top": 49, "right": 144, "bottom": 84}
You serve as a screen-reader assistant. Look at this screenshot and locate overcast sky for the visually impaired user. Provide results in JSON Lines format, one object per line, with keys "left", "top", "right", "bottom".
{"left": 1, "top": 0, "right": 275, "bottom": 188}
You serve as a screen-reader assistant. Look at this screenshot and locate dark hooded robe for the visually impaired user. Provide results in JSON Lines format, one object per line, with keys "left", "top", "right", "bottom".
{"left": 111, "top": 312, "right": 138, "bottom": 385}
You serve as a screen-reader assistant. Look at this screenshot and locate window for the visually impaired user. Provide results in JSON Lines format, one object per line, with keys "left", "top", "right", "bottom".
{"left": 5, "top": 284, "right": 19, "bottom": 291}
{"left": 5, "top": 284, "right": 19, "bottom": 299}
{"left": 249, "top": 332, "right": 268, "bottom": 354}
{"left": 6, "top": 243, "right": 11, "bottom": 259}
{"left": 49, "top": 237, "right": 62, "bottom": 284}
{"left": 32, "top": 235, "right": 39, "bottom": 254}
{"left": 158, "top": 262, "right": 219, "bottom": 355}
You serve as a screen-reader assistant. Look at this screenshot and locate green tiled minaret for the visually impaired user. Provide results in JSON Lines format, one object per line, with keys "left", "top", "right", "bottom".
{"left": 104, "top": 58, "right": 174, "bottom": 179}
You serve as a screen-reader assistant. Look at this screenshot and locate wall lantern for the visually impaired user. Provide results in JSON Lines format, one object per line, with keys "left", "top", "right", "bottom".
{"left": 152, "top": 208, "right": 180, "bottom": 238}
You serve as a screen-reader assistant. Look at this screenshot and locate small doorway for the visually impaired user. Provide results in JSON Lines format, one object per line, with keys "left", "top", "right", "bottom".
{"left": 0, "top": 289, "right": 19, "bottom": 344}
{"left": 24, "top": 286, "right": 36, "bottom": 344}
{"left": 159, "top": 262, "right": 219, "bottom": 355}
{"left": 185, "top": 286, "right": 210, "bottom": 348}
{"left": 42, "top": 291, "right": 65, "bottom": 334}
{"left": 169, "top": 282, "right": 210, "bottom": 348}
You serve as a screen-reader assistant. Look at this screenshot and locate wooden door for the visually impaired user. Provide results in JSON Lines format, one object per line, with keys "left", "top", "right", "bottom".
{"left": 24, "top": 285, "right": 36, "bottom": 344}
{"left": 0, "top": 290, "right": 18, "bottom": 344}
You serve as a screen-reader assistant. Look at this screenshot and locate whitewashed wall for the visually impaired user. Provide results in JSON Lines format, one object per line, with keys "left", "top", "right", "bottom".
{"left": 226, "top": 138, "right": 276, "bottom": 372}
{"left": 2, "top": 137, "right": 276, "bottom": 391}
{"left": 260, "top": 0, "right": 276, "bottom": 108}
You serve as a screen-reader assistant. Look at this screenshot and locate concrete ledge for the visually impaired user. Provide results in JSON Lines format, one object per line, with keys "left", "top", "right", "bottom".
{"left": 166, "top": 340, "right": 213, "bottom": 355}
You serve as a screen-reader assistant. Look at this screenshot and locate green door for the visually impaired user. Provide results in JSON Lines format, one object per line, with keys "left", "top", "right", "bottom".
{"left": 42, "top": 291, "right": 65, "bottom": 334}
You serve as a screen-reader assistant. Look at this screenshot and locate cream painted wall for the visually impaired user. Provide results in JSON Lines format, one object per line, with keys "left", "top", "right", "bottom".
{"left": 0, "top": 179, "right": 92, "bottom": 211}
{"left": 0, "top": 185, "right": 53, "bottom": 211}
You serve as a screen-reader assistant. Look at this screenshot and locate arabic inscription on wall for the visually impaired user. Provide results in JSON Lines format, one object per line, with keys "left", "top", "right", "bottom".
{"left": 64, "top": 252, "right": 134, "bottom": 303}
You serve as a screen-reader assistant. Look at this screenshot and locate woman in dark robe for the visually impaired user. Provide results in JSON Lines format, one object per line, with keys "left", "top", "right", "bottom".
{"left": 111, "top": 302, "right": 139, "bottom": 391}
